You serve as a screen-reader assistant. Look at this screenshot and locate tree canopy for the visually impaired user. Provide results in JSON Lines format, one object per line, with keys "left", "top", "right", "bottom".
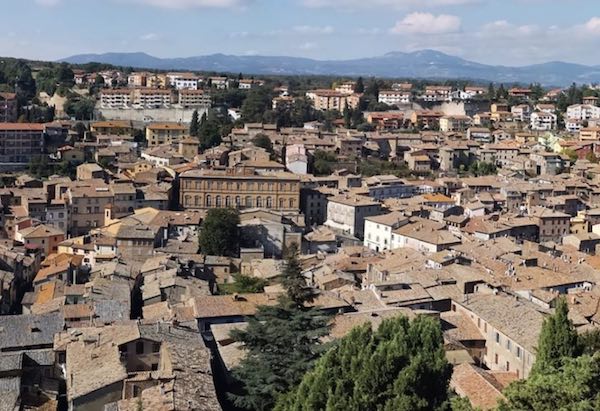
{"left": 230, "top": 245, "right": 331, "bottom": 411}
{"left": 276, "top": 315, "right": 453, "bottom": 411}
{"left": 533, "top": 298, "right": 581, "bottom": 373}
{"left": 499, "top": 354, "right": 600, "bottom": 411}
{"left": 198, "top": 208, "right": 240, "bottom": 257}
{"left": 251, "top": 133, "right": 274, "bottom": 154}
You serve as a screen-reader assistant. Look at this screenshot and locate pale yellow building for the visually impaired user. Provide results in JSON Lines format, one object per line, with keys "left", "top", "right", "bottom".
{"left": 145, "top": 122, "right": 187, "bottom": 146}
{"left": 306, "top": 89, "right": 361, "bottom": 111}
{"left": 179, "top": 166, "right": 301, "bottom": 211}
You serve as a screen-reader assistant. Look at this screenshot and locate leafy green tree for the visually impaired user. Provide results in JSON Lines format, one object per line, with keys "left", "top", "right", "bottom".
{"left": 468, "top": 161, "right": 497, "bottom": 177}
{"left": 0, "top": 59, "right": 36, "bottom": 103}
{"left": 586, "top": 151, "right": 599, "bottom": 164}
{"left": 290, "top": 97, "right": 317, "bottom": 127}
{"left": 562, "top": 148, "right": 579, "bottom": 162}
{"left": 450, "top": 396, "right": 476, "bottom": 411}
{"left": 241, "top": 88, "right": 272, "bottom": 123}
{"left": 533, "top": 298, "right": 581, "bottom": 373}
{"left": 499, "top": 354, "right": 600, "bottom": 411}
{"left": 251, "top": 133, "right": 274, "bottom": 154}
{"left": 580, "top": 329, "right": 600, "bottom": 356}
{"left": 198, "top": 110, "right": 225, "bottom": 150}
{"left": 276, "top": 315, "right": 453, "bottom": 411}
{"left": 312, "top": 150, "right": 336, "bottom": 176}
{"left": 219, "top": 273, "right": 269, "bottom": 294}
{"left": 72, "top": 122, "right": 87, "bottom": 140}
{"left": 198, "top": 208, "right": 240, "bottom": 257}
{"left": 56, "top": 63, "right": 75, "bottom": 87}
{"left": 189, "top": 109, "right": 200, "bottom": 137}
{"left": 64, "top": 96, "right": 95, "bottom": 120}
{"left": 530, "top": 83, "right": 545, "bottom": 102}
{"left": 230, "top": 246, "right": 331, "bottom": 411}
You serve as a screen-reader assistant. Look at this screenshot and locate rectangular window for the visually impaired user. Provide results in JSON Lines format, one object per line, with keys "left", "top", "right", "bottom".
{"left": 495, "top": 332, "right": 500, "bottom": 344}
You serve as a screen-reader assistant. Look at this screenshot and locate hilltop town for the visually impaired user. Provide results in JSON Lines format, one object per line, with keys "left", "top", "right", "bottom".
{"left": 3, "top": 59, "right": 600, "bottom": 410}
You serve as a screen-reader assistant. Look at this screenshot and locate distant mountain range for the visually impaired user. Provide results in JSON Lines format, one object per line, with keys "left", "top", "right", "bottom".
{"left": 60, "top": 50, "right": 600, "bottom": 86}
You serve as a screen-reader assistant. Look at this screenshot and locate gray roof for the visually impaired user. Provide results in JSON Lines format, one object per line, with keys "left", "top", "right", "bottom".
{"left": 0, "top": 376, "right": 20, "bottom": 411}
{"left": 0, "top": 313, "right": 64, "bottom": 352}
{"left": 138, "top": 323, "right": 221, "bottom": 411}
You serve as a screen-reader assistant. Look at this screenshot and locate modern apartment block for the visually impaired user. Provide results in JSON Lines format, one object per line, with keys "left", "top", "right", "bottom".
{"left": 305, "top": 89, "right": 361, "bottom": 111}
{"left": 0, "top": 123, "right": 45, "bottom": 168}
{"left": 178, "top": 89, "right": 212, "bottom": 108}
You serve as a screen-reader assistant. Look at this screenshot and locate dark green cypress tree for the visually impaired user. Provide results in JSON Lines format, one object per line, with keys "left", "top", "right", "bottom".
{"left": 534, "top": 297, "right": 581, "bottom": 373}
{"left": 189, "top": 109, "right": 200, "bottom": 137}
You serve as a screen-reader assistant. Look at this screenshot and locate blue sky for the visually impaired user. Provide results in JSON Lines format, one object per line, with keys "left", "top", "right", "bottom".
{"left": 4, "top": 0, "right": 600, "bottom": 65}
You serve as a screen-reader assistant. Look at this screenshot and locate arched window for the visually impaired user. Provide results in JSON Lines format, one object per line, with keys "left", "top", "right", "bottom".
{"left": 235, "top": 196, "right": 241, "bottom": 207}
{"left": 225, "top": 196, "right": 231, "bottom": 207}
{"left": 206, "top": 195, "right": 212, "bottom": 207}
{"left": 279, "top": 198, "right": 285, "bottom": 209}
{"left": 216, "top": 196, "right": 222, "bottom": 207}
{"left": 194, "top": 196, "right": 200, "bottom": 206}
{"left": 245, "top": 196, "right": 252, "bottom": 207}
{"left": 257, "top": 196, "right": 263, "bottom": 207}
{"left": 184, "top": 195, "right": 191, "bottom": 206}
{"left": 289, "top": 198, "right": 295, "bottom": 209}
{"left": 266, "top": 197, "right": 273, "bottom": 208}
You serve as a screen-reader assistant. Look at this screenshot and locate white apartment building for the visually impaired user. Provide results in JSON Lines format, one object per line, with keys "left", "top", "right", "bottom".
{"left": 378, "top": 90, "right": 411, "bottom": 105}
{"left": 566, "top": 119, "right": 584, "bottom": 133}
{"left": 335, "top": 82, "right": 356, "bottom": 95}
{"left": 324, "top": 195, "right": 382, "bottom": 239}
{"left": 530, "top": 111, "right": 557, "bottom": 131}
{"left": 566, "top": 104, "right": 600, "bottom": 121}
{"left": 100, "top": 89, "right": 132, "bottom": 108}
{"left": 174, "top": 76, "right": 199, "bottom": 90}
{"left": 363, "top": 212, "right": 409, "bottom": 252}
{"left": 511, "top": 104, "right": 532, "bottom": 122}
{"left": 364, "top": 175, "right": 415, "bottom": 200}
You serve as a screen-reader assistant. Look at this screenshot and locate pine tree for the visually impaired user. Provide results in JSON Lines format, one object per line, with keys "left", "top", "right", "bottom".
{"left": 275, "top": 315, "right": 452, "bottom": 411}
{"left": 230, "top": 244, "right": 330, "bottom": 411}
{"left": 534, "top": 297, "right": 581, "bottom": 372}
{"left": 281, "top": 244, "right": 313, "bottom": 306}
{"left": 343, "top": 105, "right": 352, "bottom": 129}
{"left": 488, "top": 82, "right": 496, "bottom": 100}
{"left": 355, "top": 77, "right": 365, "bottom": 93}
{"left": 189, "top": 109, "right": 200, "bottom": 137}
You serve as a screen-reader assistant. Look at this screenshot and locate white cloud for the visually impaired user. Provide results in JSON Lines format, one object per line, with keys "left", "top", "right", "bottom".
{"left": 482, "top": 20, "right": 539, "bottom": 35}
{"left": 390, "top": 12, "right": 461, "bottom": 34}
{"left": 139, "top": 32, "right": 160, "bottom": 41}
{"left": 581, "top": 17, "right": 600, "bottom": 35}
{"left": 293, "top": 25, "right": 334, "bottom": 34}
{"left": 299, "top": 41, "right": 318, "bottom": 50}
